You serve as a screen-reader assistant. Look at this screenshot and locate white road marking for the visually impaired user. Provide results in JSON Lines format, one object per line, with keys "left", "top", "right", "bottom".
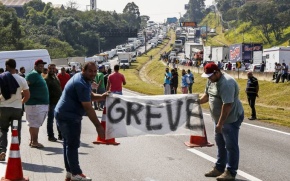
{"left": 188, "top": 148, "right": 263, "bottom": 181}
{"left": 203, "top": 113, "right": 290, "bottom": 136}
{"left": 242, "top": 123, "right": 290, "bottom": 136}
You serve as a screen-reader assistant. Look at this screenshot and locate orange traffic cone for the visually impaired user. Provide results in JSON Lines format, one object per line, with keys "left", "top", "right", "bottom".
{"left": 184, "top": 127, "right": 214, "bottom": 148}
{"left": 93, "top": 107, "right": 120, "bottom": 145}
{"left": 1, "top": 121, "right": 29, "bottom": 181}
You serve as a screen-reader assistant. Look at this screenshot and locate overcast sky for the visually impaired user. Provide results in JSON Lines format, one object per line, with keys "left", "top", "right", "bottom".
{"left": 42, "top": 0, "right": 213, "bottom": 22}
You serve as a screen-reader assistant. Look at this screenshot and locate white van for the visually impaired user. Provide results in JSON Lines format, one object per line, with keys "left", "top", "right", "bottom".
{"left": 0, "top": 49, "right": 51, "bottom": 72}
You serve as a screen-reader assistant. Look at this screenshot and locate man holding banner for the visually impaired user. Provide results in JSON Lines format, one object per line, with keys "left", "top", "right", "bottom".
{"left": 55, "top": 62, "right": 108, "bottom": 181}
{"left": 199, "top": 63, "right": 244, "bottom": 181}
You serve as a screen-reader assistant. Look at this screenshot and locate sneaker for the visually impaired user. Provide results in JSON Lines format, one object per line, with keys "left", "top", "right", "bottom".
{"left": 71, "top": 174, "right": 92, "bottom": 181}
{"left": 0, "top": 152, "right": 6, "bottom": 161}
{"left": 205, "top": 167, "right": 223, "bottom": 177}
{"left": 65, "top": 172, "right": 71, "bottom": 181}
{"left": 216, "top": 170, "right": 235, "bottom": 181}
{"left": 48, "top": 137, "right": 57, "bottom": 142}
{"left": 248, "top": 117, "right": 256, "bottom": 120}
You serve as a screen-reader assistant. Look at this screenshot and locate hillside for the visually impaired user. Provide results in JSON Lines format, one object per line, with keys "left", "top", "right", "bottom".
{"left": 201, "top": 12, "right": 290, "bottom": 48}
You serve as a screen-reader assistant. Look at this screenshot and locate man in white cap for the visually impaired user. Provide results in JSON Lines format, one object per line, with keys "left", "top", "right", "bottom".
{"left": 199, "top": 63, "right": 244, "bottom": 181}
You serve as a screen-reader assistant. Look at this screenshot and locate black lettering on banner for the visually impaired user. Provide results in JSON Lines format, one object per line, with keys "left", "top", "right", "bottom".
{"left": 126, "top": 102, "right": 143, "bottom": 125}
{"left": 186, "top": 99, "right": 203, "bottom": 130}
{"left": 146, "top": 105, "right": 162, "bottom": 131}
{"left": 107, "top": 98, "right": 125, "bottom": 124}
{"left": 166, "top": 100, "right": 183, "bottom": 131}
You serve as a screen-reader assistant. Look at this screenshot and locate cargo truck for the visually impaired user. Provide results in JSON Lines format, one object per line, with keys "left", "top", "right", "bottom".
{"left": 118, "top": 52, "right": 132, "bottom": 69}
{"left": 0, "top": 49, "right": 51, "bottom": 72}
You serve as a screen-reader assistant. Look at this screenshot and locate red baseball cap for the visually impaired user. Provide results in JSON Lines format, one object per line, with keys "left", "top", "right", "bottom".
{"left": 35, "top": 59, "right": 47, "bottom": 65}
{"left": 201, "top": 63, "right": 219, "bottom": 78}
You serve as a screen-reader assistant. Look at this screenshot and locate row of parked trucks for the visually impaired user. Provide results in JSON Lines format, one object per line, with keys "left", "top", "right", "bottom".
{"left": 202, "top": 43, "right": 290, "bottom": 72}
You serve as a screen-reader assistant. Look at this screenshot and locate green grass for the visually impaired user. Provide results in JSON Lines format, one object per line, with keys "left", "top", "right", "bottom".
{"left": 121, "top": 26, "right": 290, "bottom": 128}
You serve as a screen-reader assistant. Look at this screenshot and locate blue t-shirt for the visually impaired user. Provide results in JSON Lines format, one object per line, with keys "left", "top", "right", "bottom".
{"left": 164, "top": 72, "right": 172, "bottom": 84}
{"left": 187, "top": 72, "right": 194, "bottom": 84}
{"left": 55, "top": 72, "right": 91, "bottom": 121}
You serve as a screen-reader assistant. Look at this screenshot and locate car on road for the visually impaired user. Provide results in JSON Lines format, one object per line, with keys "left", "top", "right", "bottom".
{"left": 247, "top": 64, "right": 261, "bottom": 72}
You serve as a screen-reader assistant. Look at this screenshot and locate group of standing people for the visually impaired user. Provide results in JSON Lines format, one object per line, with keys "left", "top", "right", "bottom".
{"left": 0, "top": 57, "right": 126, "bottom": 180}
{"left": 164, "top": 67, "right": 194, "bottom": 95}
{"left": 272, "top": 62, "right": 289, "bottom": 83}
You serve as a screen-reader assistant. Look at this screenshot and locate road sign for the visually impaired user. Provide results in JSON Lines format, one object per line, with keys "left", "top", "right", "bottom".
{"left": 180, "top": 22, "right": 197, "bottom": 27}
{"left": 236, "top": 61, "right": 241, "bottom": 69}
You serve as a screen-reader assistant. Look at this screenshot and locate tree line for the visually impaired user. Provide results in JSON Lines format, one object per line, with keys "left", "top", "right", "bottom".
{"left": 182, "top": 0, "right": 290, "bottom": 44}
{"left": 0, "top": 0, "right": 145, "bottom": 58}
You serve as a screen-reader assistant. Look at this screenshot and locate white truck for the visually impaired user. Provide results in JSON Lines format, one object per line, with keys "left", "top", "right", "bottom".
{"left": 118, "top": 52, "right": 132, "bottom": 69}
{"left": 184, "top": 42, "right": 203, "bottom": 59}
{"left": 211, "top": 46, "right": 229, "bottom": 63}
{"left": 203, "top": 46, "right": 212, "bottom": 62}
{"left": 0, "top": 49, "right": 51, "bottom": 73}
{"left": 263, "top": 46, "right": 290, "bottom": 72}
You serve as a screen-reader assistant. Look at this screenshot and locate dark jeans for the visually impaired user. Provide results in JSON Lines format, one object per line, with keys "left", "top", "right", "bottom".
{"left": 215, "top": 113, "right": 244, "bottom": 177}
{"left": 281, "top": 73, "right": 288, "bottom": 83}
{"left": 47, "top": 104, "right": 61, "bottom": 138}
{"left": 56, "top": 115, "right": 82, "bottom": 175}
{"left": 247, "top": 95, "right": 256, "bottom": 118}
{"left": 188, "top": 83, "right": 193, "bottom": 94}
{"left": 0, "top": 107, "right": 22, "bottom": 153}
{"left": 97, "top": 87, "right": 106, "bottom": 108}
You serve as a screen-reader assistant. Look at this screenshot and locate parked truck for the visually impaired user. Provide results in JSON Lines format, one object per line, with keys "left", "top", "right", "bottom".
{"left": 229, "top": 43, "right": 263, "bottom": 63}
{"left": 211, "top": 46, "right": 229, "bottom": 63}
{"left": 184, "top": 42, "right": 203, "bottom": 59}
{"left": 0, "top": 49, "right": 51, "bottom": 72}
{"left": 263, "top": 46, "right": 290, "bottom": 72}
{"left": 118, "top": 52, "right": 132, "bottom": 69}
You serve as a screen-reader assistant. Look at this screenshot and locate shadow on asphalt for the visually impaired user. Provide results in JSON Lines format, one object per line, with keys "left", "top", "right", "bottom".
{"left": 42, "top": 146, "right": 63, "bottom": 155}
{"left": 80, "top": 142, "right": 94, "bottom": 148}
{"left": 22, "top": 162, "right": 64, "bottom": 173}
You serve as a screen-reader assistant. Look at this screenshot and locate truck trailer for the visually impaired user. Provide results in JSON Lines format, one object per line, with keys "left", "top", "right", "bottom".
{"left": 229, "top": 43, "right": 263, "bottom": 63}
{"left": 0, "top": 49, "right": 51, "bottom": 73}
{"left": 211, "top": 46, "right": 229, "bottom": 63}
{"left": 263, "top": 46, "right": 290, "bottom": 72}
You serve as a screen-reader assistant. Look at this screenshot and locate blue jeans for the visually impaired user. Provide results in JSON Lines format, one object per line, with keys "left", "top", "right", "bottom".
{"left": 47, "top": 104, "right": 61, "bottom": 138}
{"left": 215, "top": 112, "right": 244, "bottom": 176}
{"left": 56, "top": 115, "right": 82, "bottom": 175}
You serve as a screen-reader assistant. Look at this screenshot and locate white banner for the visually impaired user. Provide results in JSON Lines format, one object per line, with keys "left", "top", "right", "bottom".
{"left": 105, "top": 94, "right": 205, "bottom": 139}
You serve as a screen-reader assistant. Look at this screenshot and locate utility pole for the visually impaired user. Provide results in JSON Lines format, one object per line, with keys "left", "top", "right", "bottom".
{"left": 143, "top": 30, "right": 147, "bottom": 54}
{"left": 98, "top": 37, "right": 100, "bottom": 54}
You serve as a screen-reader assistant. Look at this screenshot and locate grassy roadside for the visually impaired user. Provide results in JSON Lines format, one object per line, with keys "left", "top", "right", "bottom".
{"left": 122, "top": 30, "right": 290, "bottom": 128}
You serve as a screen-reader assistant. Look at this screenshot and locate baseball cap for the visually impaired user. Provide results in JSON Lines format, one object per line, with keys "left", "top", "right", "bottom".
{"left": 35, "top": 59, "right": 47, "bottom": 65}
{"left": 201, "top": 63, "right": 219, "bottom": 78}
{"left": 99, "top": 65, "right": 104, "bottom": 70}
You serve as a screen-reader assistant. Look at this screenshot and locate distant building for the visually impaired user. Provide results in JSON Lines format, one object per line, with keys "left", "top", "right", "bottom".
{"left": 167, "top": 17, "right": 178, "bottom": 24}
{"left": 0, "top": 0, "right": 33, "bottom": 16}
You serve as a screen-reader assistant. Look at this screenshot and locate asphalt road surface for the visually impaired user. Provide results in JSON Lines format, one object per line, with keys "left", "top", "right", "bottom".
{"left": 1, "top": 89, "right": 289, "bottom": 181}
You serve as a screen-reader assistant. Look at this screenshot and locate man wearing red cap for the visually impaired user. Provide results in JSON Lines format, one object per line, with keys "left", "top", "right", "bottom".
{"left": 25, "top": 59, "right": 49, "bottom": 148}
{"left": 199, "top": 63, "right": 244, "bottom": 181}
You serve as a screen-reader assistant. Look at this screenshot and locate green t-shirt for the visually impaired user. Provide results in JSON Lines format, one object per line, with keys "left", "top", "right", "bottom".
{"left": 205, "top": 73, "right": 244, "bottom": 124}
{"left": 25, "top": 70, "right": 49, "bottom": 105}
{"left": 95, "top": 72, "right": 105, "bottom": 89}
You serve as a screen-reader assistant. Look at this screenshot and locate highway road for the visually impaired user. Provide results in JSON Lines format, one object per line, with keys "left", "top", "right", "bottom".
{"left": 1, "top": 88, "right": 290, "bottom": 181}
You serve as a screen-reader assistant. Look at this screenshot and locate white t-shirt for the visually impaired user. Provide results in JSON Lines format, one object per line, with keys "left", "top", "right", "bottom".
{"left": 0, "top": 74, "right": 29, "bottom": 108}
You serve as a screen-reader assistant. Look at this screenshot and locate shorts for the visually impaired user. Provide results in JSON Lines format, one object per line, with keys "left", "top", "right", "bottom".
{"left": 25, "top": 105, "right": 49, "bottom": 128}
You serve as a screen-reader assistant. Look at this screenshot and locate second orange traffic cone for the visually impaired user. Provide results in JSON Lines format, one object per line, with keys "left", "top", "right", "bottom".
{"left": 184, "top": 127, "right": 214, "bottom": 148}
{"left": 93, "top": 107, "right": 120, "bottom": 145}
{"left": 1, "top": 120, "right": 29, "bottom": 181}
